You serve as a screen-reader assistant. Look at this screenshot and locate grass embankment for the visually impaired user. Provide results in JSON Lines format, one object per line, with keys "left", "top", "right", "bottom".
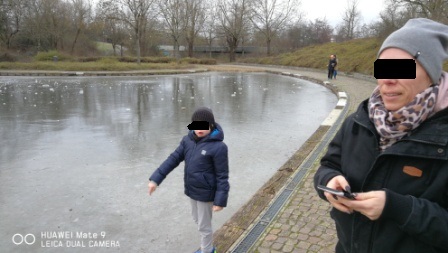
{"left": 240, "top": 37, "right": 448, "bottom": 75}
{"left": 0, "top": 50, "right": 217, "bottom": 71}
{"left": 2, "top": 39, "right": 448, "bottom": 73}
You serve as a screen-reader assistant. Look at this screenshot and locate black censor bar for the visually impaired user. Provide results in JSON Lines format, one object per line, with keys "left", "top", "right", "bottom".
{"left": 374, "top": 59, "right": 416, "bottom": 79}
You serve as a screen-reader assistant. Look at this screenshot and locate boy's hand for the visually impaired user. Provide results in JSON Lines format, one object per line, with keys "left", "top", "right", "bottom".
{"left": 213, "top": 206, "right": 223, "bottom": 212}
{"left": 148, "top": 181, "right": 158, "bottom": 196}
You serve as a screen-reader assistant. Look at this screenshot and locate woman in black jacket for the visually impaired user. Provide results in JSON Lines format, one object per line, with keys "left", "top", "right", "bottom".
{"left": 314, "top": 18, "right": 448, "bottom": 253}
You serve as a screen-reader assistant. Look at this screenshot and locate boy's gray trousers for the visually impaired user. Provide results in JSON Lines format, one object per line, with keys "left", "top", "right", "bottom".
{"left": 190, "top": 199, "right": 214, "bottom": 253}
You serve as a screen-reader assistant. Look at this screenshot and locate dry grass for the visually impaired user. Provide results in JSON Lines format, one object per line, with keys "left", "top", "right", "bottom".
{"left": 0, "top": 61, "right": 188, "bottom": 71}
{"left": 240, "top": 37, "right": 448, "bottom": 75}
{"left": 0, "top": 51, "right": 216, "bottom": 71}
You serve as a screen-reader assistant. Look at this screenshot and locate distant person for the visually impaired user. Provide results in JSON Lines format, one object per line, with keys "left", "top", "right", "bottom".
{"left": 148, "top": 107, "right": 229, "bottom": 253}
{"left": 328, "top": 54, "right": 337, "bottom": 79}
{"left": 314, "top": 18, "right": 448, "bottom": 252}
{"left": 333, "top": 54, "right": 339, "bottom": 79}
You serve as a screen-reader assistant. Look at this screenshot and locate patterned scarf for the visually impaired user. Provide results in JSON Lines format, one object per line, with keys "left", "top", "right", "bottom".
{"left": 368, "top": 84, "right": 439, "bottom": 151}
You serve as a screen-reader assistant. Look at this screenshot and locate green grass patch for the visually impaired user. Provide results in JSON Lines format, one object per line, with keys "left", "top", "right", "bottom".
{"left": 96, "top": 42, "right": 114, "bottom": 53}
{"left": 178, "top": 57, "right": 216, "bottom": 65}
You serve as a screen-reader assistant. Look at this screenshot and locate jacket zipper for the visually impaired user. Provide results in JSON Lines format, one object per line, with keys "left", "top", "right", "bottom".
{"left": 353, "top": 118, "right": 382, "bottom": 189}
{"left": 186, "top": 141, "right": 198, "bottom": 194}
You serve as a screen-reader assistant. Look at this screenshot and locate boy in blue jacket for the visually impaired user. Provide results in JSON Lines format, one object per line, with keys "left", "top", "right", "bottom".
{"left": 148, "top": 107, "right": 229, "bottom": 253}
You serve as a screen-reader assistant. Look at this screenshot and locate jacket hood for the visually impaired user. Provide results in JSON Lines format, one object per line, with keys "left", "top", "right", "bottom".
{"left": 188, "top": 122, "right": 224, "bottom": 142}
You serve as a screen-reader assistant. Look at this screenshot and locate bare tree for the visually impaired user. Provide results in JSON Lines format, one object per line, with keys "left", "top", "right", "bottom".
{"left": 125, "top": 0, "right": 154, "bottom": 62}
{"left": 284, "top": 20, "right": 305, "bottom": 50}
{"left": 250, "top": 0, "right": 301, "bottom": 56}
{"left": 96, "top": 1, "right": 127, "bottom": 56}
{"left": 356, "top": 22, "right": 376, "bottom": 38}
{"left": 99, "top": 0, "right": 155, "bottom": 63}
{"left": 0, "top": 0, "right": 27, "bottom": 49}
{"left": 369, "top": 0, "right": 443, "bottom": 39}
{"left": 69, "top": 0, "right": 92, "bottom": 55}
{"left": 184, "top": 0, "right": 205, "bottom": 58}
{"left": 105, "top": 19, "right": 128, "bottom": 56}
{"left": 158, "top": 0, "right": 184, "bottom": 59}
{"left": 288, "top": 18, "right": 333, "bottom": 46}
{"left": 311, "top": 18, "right": 333, "bottom": 44}
{"left": 217, "top": 0, "right": 252, "bottom": 62}
{"left": 338, "top": 0, "right": 362, "bottom": 41}
{"left": 370, "top": 0, "right": 410, "bottom": 38}
{"left": 202, "top": 0, "right": 219, "bottom": 58}
{"left": 392, "top": 0, "right": 448, "bottom": 23}
{"left": 23, "top": 0, "right": 70, "bottom": 51}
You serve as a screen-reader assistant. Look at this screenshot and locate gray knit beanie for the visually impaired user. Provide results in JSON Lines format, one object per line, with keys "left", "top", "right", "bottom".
{"left": 191, "top": 107, "right": 215, "bottom": 124}
{"left": 378, "top": 18, "right": 448, "bottom": 84}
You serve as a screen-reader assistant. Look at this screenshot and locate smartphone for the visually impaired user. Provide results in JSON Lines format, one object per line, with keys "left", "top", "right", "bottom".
{"left": 317, "top": 185, "right": 356, "bottom": 200}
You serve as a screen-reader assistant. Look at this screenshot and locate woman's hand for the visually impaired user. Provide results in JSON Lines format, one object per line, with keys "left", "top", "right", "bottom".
{"left": 341, "top": 191, "right": 386, "bottom": 220}
{"left": 213, "top": 206, "right": 223, "bottom": 212}
{"left": 324, "top": 175, "right": 354, "bottom": 214}
{"left": 324, "top": 176, "right": 387, "bottom": 220}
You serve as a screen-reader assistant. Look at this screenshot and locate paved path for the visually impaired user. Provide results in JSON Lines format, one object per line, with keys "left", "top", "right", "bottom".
{"left": 221, "top": 65, "right": 377, "bottom": 253}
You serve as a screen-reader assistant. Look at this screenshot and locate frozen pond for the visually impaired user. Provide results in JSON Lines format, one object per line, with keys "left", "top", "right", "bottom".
{"left": 0, "top": 72, "right": 336, "bottom": 252}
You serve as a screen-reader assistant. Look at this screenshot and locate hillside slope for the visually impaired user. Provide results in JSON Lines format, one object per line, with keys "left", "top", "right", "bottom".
{"left": 241, "top": 37, "right": 448, "bottom": 76}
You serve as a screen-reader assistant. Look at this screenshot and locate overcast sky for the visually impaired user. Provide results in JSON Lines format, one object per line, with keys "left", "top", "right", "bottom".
{"left": 90, "top": 0, "right": 386, "bottom": 28}
{"left": 300, "top": 0, "right": 386, "bottom": 27}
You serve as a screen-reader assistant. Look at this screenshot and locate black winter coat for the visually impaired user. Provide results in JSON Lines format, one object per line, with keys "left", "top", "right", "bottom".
{"left": 150, "top": 123, "right": 229, "bottom": 207}
{"left": 328, "top": 58, "right": 337, "bottom": 70}
{"left": 314, "top": 99, "right": 448, "bottom": 253}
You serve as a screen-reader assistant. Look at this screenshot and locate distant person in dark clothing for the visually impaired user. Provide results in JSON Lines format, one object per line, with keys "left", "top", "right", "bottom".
{"left": 333, "top": 55, "right": 339, "bottom": 79}
{"left": 328, "top": 54, "right": 337, "bottom": 79}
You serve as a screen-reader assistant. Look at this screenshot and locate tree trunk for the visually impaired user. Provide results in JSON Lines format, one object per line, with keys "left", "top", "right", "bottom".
{"left": 112, "top": 42, "right": 117, "bottom": 56}
{"left": 71, "top": 28, "right": 81, "bottom": 55}
{"left": 208, "top": 41, "right": 212, "bottom": 58}
{"left": 136, "top": 28, "right": 141, "bottom": 64}
{"left": 229, "top": 45, "right": 236, "bottom": 62}
{"left": 187, "top": 42, "right": 194, "bottom": 58}
{"left": 6, "top": 37, "right": 11, "bottom": 50}
{"left": 266, "top": 38, "right": 271, "bottom": 56}
{"left": 174, "top": 42, "right": 179, "bottom": 59}
{"left": 173, "top": 37, "right": 180, "bottom": 59}
{"left": 228, "top": 36, "right": 238, "bottom": 62}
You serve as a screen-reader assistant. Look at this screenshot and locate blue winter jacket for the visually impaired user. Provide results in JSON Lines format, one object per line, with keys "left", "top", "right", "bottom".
{"left": 149, "top": 123, "right": 229, "bottom": 207}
